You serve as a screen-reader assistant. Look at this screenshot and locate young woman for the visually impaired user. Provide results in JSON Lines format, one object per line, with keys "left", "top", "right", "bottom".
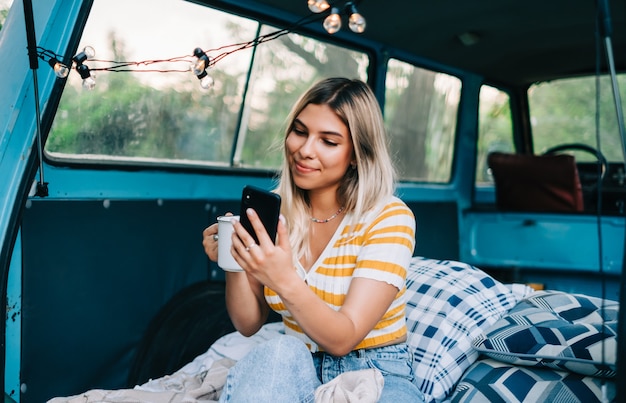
{"left": 203, "top": 77, "right": 423, "bottom": 402}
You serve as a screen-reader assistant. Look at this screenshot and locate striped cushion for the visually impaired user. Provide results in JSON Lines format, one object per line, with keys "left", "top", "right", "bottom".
{"left": 451, "top": 358, "right": 615, "bottom": 403}
{"left": 472, "top": 290, "right": 618, "bottom": 377}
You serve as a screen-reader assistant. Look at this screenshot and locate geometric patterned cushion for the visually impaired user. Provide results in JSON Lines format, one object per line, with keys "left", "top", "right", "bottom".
{"left": 472, "top": 290, "right": 618, "bottom": 378}
{"left": 404, "top": 257, "right": 535, "bottom": 403}
{"left": 450, "top": 358, "right": 616, "bottom": 403}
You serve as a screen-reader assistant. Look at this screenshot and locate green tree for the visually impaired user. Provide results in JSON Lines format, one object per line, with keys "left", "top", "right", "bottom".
{"left": 0, "top": 5, "right": 8, "bottom": 31}
{"left": 48, "top": 32, "right": 244, "bottom": 163}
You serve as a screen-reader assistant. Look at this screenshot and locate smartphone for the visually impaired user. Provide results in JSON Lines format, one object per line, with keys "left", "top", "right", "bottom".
{"left": 239, "top": 185, "right": 282, "bottom": 244}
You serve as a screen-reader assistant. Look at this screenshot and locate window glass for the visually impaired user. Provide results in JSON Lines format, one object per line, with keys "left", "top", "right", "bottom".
{"left": 529, "top": 75, "right": 626, "bottom": 162}
{"left": 46, "top": 0, "right": 368, "bottom": 170}
{"left": 0, "top": 0, "right": 12, "bottom": 32}
{"left": 476, "top": 85, "right": 513, "bottom": 185}
{"left": 47, "top": 0, "right": 257, "bottom": 166}
{"left": 384, "top": 59, "right": 460, "bottom": 182}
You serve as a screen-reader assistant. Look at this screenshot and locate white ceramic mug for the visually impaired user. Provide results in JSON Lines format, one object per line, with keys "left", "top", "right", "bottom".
{"left": 217, "top": 215, "right": 243, "bottom": 272}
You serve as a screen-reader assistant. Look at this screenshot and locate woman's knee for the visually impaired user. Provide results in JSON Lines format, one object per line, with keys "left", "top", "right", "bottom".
{"left": 265, "top": 335, "right": 312, "bottom": 364}
{"left": 238, "top": 335, "right": 312, "bottom": 370}
{"left": 223, "top": 335, "right": 319, "bottom": 403}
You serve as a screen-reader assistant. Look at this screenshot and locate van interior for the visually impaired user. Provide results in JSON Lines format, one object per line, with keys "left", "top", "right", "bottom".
{"left": 0, "top": 0, "right": 624, "bottom": 401}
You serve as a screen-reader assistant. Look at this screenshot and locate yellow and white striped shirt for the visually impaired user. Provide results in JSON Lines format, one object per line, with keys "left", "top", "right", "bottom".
{"left": 264, "top": 196, "right": 416, "bottom": 352}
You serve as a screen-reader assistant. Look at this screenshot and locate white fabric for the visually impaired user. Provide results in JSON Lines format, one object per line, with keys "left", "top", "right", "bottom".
{"left": 314, "top": 368, "right": 384, "bottom": 403}
{"left": 47, "top": 358, "right": 234, "bottom": 403}
{"left": 47, "top": 323, "right": 285, "bottom": 403}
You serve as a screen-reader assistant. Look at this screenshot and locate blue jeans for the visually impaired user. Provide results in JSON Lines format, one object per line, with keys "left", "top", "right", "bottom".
{"left": 219, "top": 335, "right": 425, "bottom": 403}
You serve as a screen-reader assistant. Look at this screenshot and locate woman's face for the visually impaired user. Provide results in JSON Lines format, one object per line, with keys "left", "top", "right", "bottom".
{"left": 286, "top": 103, "right": 354, "bottom": 194}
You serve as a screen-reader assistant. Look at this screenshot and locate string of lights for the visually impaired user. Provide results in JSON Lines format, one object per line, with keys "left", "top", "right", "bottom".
{"left": 33, "top": 1, "right": 366, "bottom": 90}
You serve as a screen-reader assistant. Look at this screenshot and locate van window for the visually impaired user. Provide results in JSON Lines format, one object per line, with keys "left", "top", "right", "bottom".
{"left": 528, "top": 75, "right": 626, "bottom": 163}
{"left": 476, "top": 85, "right": 513, "bottom": 185}
{"left": 45, "top": 0, "right": 367, "bottom": 169}
{"left": 384, "top": 58, "right": 460, "bottom": 182}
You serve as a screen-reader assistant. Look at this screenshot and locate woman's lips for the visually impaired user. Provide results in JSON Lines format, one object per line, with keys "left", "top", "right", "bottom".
{"left": 294, "top": 161, "right": 317, "bottom": 174}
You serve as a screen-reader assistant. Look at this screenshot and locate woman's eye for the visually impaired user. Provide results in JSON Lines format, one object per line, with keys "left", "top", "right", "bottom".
{"left": 323, "top": 139, "right": 338, "bottom": 146}
{"left": 293, "top": 128, "right": 307, "bottom": 136}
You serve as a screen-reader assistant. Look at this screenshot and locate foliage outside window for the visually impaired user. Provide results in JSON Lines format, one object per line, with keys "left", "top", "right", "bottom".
{"left": 47, "top": 0, "right": 255, "bottom": 166}
{"left": 46, "top": 0, "right": 465, "bottom": 184}
{"left": 0, "top": 0, "right": 13, "bottom": 32}
{"left": 384, "top": 58, "right": 460, "bottom": 183}
{"left": 529, "top": 75, "right": 626, "bottom": 163}
{"left": 46, "top": 0, "right": 367, "bottom": 171}
{"left": 476, "top": 85, "right": 513, "bottom": 185}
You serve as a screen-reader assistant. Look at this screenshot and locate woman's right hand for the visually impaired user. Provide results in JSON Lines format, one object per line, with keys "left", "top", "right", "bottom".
{"left": 203, "top": 212, "right": 236, "bottom": 262}
{"left": 202, "top": 222, "right": 220, "bottom": 262}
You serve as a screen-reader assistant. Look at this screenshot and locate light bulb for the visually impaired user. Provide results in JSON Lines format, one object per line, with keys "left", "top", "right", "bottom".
{"left": 54, "top": 63, "right": 70, "bottom": 78}
{"left": 73, "top": 45, "right": 96, "bottom": 64}
{"left": 323, "top": 8, "right": 342, "bottom": 34}
{"left": 307, "top": 0, "right": 330, "bottom": 13}
{"left": 196, "top": 69, "right": 214, "bottom": 90}
{"left": 192, "top": 59, "right": 206, "bottom": 76}
{"left": 82, "top": 46, "right": 96, "bottom": 59}
{"left": 48, "top": 58, "right": 69, "bottom": 78}
{"left": 76, "top": 64, "right": 96, "bottom": 90}
{"left": 82, "top": 75, "right": 96, "bottom": 90}
{"left": 192, "top": 48, "right": 210, "bottom": 76}
{"left": 200, "top": 74, "right": 215, "bottom": 90}
{"left": 348, "top": 10, "right": 366, "bottom": 33}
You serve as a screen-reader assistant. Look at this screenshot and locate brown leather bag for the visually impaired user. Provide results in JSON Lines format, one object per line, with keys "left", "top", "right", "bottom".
{"left": 487, "top": 152, "right": 584, "bottom": 212}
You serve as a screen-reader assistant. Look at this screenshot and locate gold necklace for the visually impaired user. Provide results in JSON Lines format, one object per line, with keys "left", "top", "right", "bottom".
{"left": 310, "top": 206, "right": 345, "bottom": 223}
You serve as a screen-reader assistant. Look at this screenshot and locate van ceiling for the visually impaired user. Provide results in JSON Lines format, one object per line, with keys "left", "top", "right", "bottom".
{"left": 252, "top": 0, "right": 626, "bottom": 87}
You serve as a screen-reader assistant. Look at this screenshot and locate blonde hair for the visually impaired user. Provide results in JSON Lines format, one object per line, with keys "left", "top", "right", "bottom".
{"left": 277, "top": 78, "right": 396, "bottom": 261}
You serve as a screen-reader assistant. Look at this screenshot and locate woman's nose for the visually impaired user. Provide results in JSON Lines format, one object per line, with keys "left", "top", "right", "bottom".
{"left": 298, "top": 136, "right": 317, "bottom": 158}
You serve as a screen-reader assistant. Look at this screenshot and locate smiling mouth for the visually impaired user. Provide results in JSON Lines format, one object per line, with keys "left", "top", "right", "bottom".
{"left": 294, "top": 161, "right": 317, "bottom": 173}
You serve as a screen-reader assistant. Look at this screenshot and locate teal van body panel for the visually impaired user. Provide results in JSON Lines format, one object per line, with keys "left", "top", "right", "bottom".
{"left": 462, "top": 212, "right": 624, "bottom": 275}
{"left": 5, "top": 233, "right": 21, "bottom": 400}
{"left": 0, "top": 0, "right": 87, "bottom": 278}
{"left": 461, "top": 212, "right": 624, "bottom": 299}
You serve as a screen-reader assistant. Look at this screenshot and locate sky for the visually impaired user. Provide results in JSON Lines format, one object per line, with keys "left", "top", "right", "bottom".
{"left": 74, "top": 0, "right": 258, "bottom": 87}
{"left": 0, "top": 0, "right": 248, "bottom": 68}
{"left": 83, "top": 0, "right": 229, "bottom": 61}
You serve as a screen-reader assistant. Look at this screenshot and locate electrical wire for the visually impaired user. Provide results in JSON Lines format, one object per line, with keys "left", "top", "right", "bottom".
{"left": 35, "top": 11, "right": 326, "bottom": 76}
